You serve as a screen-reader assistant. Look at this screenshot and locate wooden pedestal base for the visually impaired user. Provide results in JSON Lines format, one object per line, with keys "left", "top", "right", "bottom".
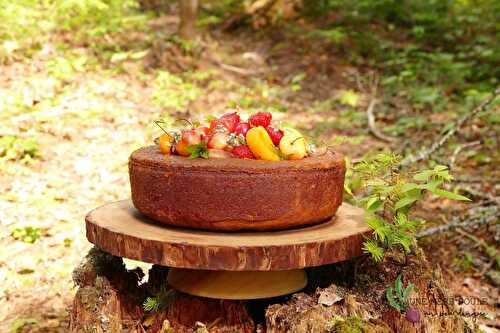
{"left": 167, "top": 268, "right": 307, "bottom": 299}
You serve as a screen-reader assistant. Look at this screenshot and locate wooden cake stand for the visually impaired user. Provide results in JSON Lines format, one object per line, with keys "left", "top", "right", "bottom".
{"left": 86, "top": 200, "right": 370, "bottom": 299}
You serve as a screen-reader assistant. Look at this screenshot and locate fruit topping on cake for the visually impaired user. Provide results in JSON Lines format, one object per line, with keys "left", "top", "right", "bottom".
{"left": 154, "top": 111, "right": 311, "bottom": 160}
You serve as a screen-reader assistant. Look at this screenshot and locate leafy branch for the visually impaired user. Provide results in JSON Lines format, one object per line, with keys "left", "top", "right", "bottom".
{"left": 346, "top": 153, "right": 470, "bottom": 262}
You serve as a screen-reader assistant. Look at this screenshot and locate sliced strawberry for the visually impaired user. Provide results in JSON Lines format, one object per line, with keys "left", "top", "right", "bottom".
{"left": 219, "top": 112, "right": 241, "bottom": 132}
{"left": 249, "top": 112, "right": 272, "bottom": 128}
{"left": 208, "top": 132, "right": 229, "bottom": 150}
{"left": 208, "top": 149, "right": 232, "bottom": 159}
{"left": 265, "top": 126, "right": 284, "bottom": 145}
{"left": 234, "top": 122, "right": 251, "bottom": 137}
{"left": 232, "top": 145, "right": 255, "bottom": 159}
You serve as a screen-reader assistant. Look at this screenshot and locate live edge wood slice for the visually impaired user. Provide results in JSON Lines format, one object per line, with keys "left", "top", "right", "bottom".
{"left": 86, "top": 199, "right": 370, "bottom": 271}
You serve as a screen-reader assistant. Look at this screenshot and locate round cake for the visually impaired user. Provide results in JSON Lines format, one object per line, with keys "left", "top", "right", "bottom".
{"left": 129, "top": 145, "right": 345, "bottom": 231}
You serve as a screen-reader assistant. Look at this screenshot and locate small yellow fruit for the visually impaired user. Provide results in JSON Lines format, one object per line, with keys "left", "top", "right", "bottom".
{"left": 279, "top": 128, "right": 307, "bottom": 160}
{"left": 246, "top": 126, "right": 280, "bottom": 161}
{"left": 159, "top": 134, "right": 173, "bottom": 155}
{"left": 174, "top": 140, "right": 190, "bottom": 156}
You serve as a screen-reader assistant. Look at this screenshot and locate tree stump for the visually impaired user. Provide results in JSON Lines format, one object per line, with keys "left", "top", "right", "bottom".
{"left": 70, "top": 248, "right": 254, "bottom": 333}
{"left": 70, "top": 247, "right": 479, "bottom": 333}
{"left": 265, "top": 248, "right": 475, "bottom": 333}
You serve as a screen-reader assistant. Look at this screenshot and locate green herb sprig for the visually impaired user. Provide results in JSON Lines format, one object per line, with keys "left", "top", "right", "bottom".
{"left": 186, "top": 141, "right": 209, "bottom": 159}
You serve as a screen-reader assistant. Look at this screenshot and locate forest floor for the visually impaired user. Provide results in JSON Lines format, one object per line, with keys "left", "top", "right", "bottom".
{"left": 0, "top": 6, "right": 498, "bottom": 333}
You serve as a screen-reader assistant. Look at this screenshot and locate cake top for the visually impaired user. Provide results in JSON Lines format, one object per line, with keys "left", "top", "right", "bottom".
{"left": 153, "top": 111, "right": 317, "bottom": 161}
{"left": 130, "top": 145, "right": 344, "bottom": 173}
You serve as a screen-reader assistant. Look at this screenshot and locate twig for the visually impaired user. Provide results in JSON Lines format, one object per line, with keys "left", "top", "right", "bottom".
{"left": 207, "top": 317, "right": 223, "bottom": 330}
{"left": 458, "top": 186, "right": 499, "bottom": 204}
{"left": 401, "top": 87, "right": 500, "bottom": 167}
{"left": 365, "top": 74, "right": 396, "bottom": 143}
{"left": 367, "top": 98, "right": 395, "bottom": 142}
{"left": 417, "top": 205, "right": 499, "bottom": 238}
{"left": 216, "top": 61, "right": 266, "bottom": 76}
{"left": 456, "top": 175, "right": 497, "bottom": 183}
{"left": 449, "top": 140, "right": 481, "bottom": 169}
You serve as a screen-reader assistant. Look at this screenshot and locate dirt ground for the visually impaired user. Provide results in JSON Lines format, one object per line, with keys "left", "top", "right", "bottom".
{"left": 0, "top": 11, "right": 498, "bottom": 333}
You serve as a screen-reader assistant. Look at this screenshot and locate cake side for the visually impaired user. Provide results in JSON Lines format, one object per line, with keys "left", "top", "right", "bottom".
{"left": 129, "top": 146, "right": 345, "bottom": 231}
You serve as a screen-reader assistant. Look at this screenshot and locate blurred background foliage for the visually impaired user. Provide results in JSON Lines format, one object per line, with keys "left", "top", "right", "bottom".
{"left": 0, "top": 0, "right": 498, "bottom": 331}
{"left": 1, "top": 0, "right": 497, "bottom": 119}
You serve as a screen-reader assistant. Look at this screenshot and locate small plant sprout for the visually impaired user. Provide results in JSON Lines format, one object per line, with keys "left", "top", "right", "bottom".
{"left": 386, "top": 274, "right": 420, "bottom": 323}
{"left": 143, "top": 287, "right": 175, "bottom": 312}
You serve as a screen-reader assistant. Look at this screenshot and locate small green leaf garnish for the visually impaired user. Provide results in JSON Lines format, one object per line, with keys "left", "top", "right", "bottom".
{"left": 205, "top": 115, "right": 217, "bottom": 122}
{"left": 186, "top": 142, "right": 209, "bottom": 159}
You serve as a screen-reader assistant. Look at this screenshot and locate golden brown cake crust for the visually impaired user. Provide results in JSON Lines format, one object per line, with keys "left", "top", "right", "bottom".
{"left": 129, "top": 145, "right": 346, "bottom": 231}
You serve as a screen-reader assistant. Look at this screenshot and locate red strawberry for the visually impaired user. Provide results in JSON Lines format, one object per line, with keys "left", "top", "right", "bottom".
{"left": 219, "top": 112, "right": 241, "bottom": 132}
{"left": 266, "top": 126, "right": 284, "bottom": 145}
{"left": 209, "top": 119, "right": 226, "bottom": 132}
{"left": 234, "top": 122, "right": 251, "bottom": 137}
{"left": 195, "top": 126, "right": 210, "bottom": 136}
{"left": 232, "top": 145, "right": 255, "bottom": 159}
{"left": 249, "top": 112, "right": 272, "bottom": 128}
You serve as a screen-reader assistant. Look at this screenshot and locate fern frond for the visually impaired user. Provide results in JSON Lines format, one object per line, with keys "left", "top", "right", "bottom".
{"left": 402, "top": 282, "right": 414, "bottom": 304}
{"left": 386, "top": 286, "right": 402, "bottom": 312}
{"left": 395, "top": 275, "right": 404, "bottom": 304}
